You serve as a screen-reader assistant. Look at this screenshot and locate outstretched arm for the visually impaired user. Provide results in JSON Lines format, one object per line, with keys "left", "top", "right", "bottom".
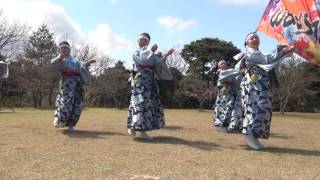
{"left": 279, "top": 44, "right": 294, "bottom": 54}
{"left": 151, "top": 44, "right": 158, "bottom": 53}
{"left": 163, "top": 48, "right": 174, "bottom": 61}
{"left": 85, "top": 59, "right": 96, "bottom": 67}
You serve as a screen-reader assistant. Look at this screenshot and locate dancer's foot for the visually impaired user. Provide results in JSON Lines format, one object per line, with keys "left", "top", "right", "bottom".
{"left": 128, "top": 129, "right": 136, "bottom": 136}
{"left": 227, "top": 127, "right": 240, "bottom": 133}
{"left": 53, "top": 117, "right": 59, "bottom": 127}
{"left": 244, "top": 135, "right": 264, "bottom": 150}
{"left": 216, "top": 126, "right": 228, "bottom": 133}
{"left": 67, "top": 124, "right": 74, "bottom": 131}
{"left": 139, "top": 131, "right": 152, "bottom": 140}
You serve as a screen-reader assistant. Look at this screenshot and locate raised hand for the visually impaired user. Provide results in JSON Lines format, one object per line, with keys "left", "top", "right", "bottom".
{"left": 89, "top": 59, "right": 96, "bottom": 64}
{"left": 163, "top": 48, "right": 174, "bottom": 61}
{"left": 281, "top": 44, "right": 295, "bottom": 54}
{"left": 151, "top": 44, "right": 158, "bottom": 53}
{"left": 58, "top": 53, "right": 67, "bottom": 60}
{"left": 85, "top": 59, "right": 96, "bottom": 67}
{"left": 58, "top": 46, "right": 70, "bottom": 60}
{"left": 166, "top": 48, "right": 174, "bottom": 56}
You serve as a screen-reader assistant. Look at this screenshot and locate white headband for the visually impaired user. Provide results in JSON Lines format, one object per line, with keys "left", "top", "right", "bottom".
{"left": 59, "top": 44, "right": 70, "bottom": 50}
{"left": 245, "top": 33, "right": 259, "bottom": 43}
{"left": 138, "top": 35, "right": 150, "bottom": 42}
{"left": 218, "top": 60, "right": 226, "bottom": 66}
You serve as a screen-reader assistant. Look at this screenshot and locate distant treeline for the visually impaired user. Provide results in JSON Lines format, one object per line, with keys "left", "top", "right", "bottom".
{"left": 0, "top": 16, "right": 319, "bottom": 113}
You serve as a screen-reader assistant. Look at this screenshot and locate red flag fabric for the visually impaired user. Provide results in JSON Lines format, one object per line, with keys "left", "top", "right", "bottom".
{"left": 257, "top": 0, "right": 320, "bottom": 64}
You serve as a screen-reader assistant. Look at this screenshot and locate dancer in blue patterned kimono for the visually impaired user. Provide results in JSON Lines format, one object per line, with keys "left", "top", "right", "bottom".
{"left": 214, "top": 60, "right": 243, "bottom": 132}
{"left": 127, "top": 33, "right": 174, "bottom": 139}
{"left": 51, "top": 41, "right": 95, "bottom": 131}
{"left": 228, "top": 54, "right": 246, "bottom": 132}
{"left": 239, "top": 32, "right": 293, "bottom": 149}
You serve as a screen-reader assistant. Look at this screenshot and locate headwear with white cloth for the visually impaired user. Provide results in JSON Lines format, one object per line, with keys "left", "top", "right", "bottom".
{"left": 244, "top": 32, "right": 259, "bottom": 47}
{"left": 218, "top": 60, "right": 227, "bottom": 67}
{"left": 59, "top": 41, "right": 71, "bottom": 50}
{"left": 138, "top": 32, "right": 151, "bottom": 44}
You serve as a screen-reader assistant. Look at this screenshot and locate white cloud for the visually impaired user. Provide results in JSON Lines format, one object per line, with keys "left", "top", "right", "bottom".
{"left": 0, "top": 0, "right": 85, "bottom": 44}
{"left": 0, "top": 0, "right": 132, "bottom": 56}
{"left": 208, "top": 0, "right": 266, "bottom": 5}
{"left": 87, "top": 24, "right": 131, "bottom": 54}
{"left": 157, "top": 16, "right": 197, "bottom": 34}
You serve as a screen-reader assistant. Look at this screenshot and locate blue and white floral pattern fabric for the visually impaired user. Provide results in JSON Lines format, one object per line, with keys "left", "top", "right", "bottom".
{"left": 127, "top": 47, "right": 172, "bottom": 131}
{"left": 54, "top": 77, "right": 84, "bottom": 128}
{"left": 214, "top": 69, "right": 241, "bottom": 131}
{"left": 240, "top": 47, "right": 290, "bottom": 138}
{"left": 51, "top": 55, "right": 90, "bottom": 128}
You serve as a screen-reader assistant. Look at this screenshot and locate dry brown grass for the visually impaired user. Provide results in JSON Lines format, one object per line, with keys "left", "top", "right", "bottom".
{"left": 0, "top": 108, "right": 319, "bottom": 180}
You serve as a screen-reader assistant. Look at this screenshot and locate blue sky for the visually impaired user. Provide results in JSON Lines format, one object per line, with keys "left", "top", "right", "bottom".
{"left": 1, "top": 0, "right": 277, "bottom": 67}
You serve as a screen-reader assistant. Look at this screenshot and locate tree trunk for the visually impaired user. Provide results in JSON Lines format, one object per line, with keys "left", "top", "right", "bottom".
{"left": 18, "top": 92, "right": 24, "bottom": 106}
{"left": 32, "top": 91, "right": 37, "bottom": 108}
{"left": 48, "top": 92, "right": 53, "bottom": 107}
{"left": 38, "top": 91, "right": 43, "bottom": 108}
{"left": 279, "top": 94, "right": 284, "bottom": 114}
{"left": 280, "top": 89, "right": 290, "bottom": 115}
{"left": 198, "top": 99, "right": 204, "bottom": 111}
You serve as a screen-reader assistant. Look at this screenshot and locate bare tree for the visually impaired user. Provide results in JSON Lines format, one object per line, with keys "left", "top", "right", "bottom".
{"left": 276, "top": 57, "right": 301, "bottom": 114}
{"left": 181, "top": 70, "right": 215, "bottom": 111}
{"left": 0, "top": 10, "right": 27, "bottom": 108}
{"left": 90, "top": 55, "right": 114, "bottom": 75}
{"left": 72, "top": 42, "right": 114, "bottom": 75}
{"left": 274, "top": 55, "right": 317, "bottom": 114}
{"left": 73, "top": 43, "right": 97, "bottom": 63}
{"left": 0, "top": 10, "right": 28, "bottom": 61}
{"left": 86, "top": 61, "right": 129, "bottom": 108}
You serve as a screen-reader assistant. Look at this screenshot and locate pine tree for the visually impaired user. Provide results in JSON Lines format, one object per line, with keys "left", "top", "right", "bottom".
{"left": 24, "top": 24, "right": 57, "bottom": 65}
{"left": 23, "top": 24, "right": 58, "bottom": 108}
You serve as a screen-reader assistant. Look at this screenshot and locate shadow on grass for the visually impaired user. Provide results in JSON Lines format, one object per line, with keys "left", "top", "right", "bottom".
{"left": 269, "top": 133, "right": 291, "bottom": 139}
{"left": 242, "top": 145, "right": 320, "bottom": 156}
{"left": 261, "top": 147, "right": 320, "bottom": 156}
{"left": 134, "top": 136, "right": 220, "bottom": 151}
{"left": 163, "top": 126, "right": 183, "bottom": 130}
{"left": 62, "top": 130, "right": 126, "bottom": 139}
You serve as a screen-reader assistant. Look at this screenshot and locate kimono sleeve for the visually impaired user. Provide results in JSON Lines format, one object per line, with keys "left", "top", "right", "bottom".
{"left": 218, "top": 69, "right": 241, "bottom": 94}
{"left": 154, "top": 56, "right": 173, "bottom": 80}
{"left": 79, "top": 62, "right": 93, "bottom": 85}
{"left": 246, "top": 47, "right": 292, "bottom": 72}
{"left": 231, "top": 74, "right": 243, "bottom": 94}
{"left": 39, "top": 56, "right": 63, "bottom": 78}
{"left": 218, "top": 69, "right": 240, "bottom": 82}
{"left": 257, "top": 48, "right": 291, "bottom": 72}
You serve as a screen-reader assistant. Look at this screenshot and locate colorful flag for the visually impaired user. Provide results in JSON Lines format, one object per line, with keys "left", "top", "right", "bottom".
{"left": 257, "top": 0, "right": 320, "bottom": 64}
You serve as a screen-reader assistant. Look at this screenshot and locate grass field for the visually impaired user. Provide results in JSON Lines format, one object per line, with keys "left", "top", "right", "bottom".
{"left": 0, "top": 108, "right": 319, "bottom": 180}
